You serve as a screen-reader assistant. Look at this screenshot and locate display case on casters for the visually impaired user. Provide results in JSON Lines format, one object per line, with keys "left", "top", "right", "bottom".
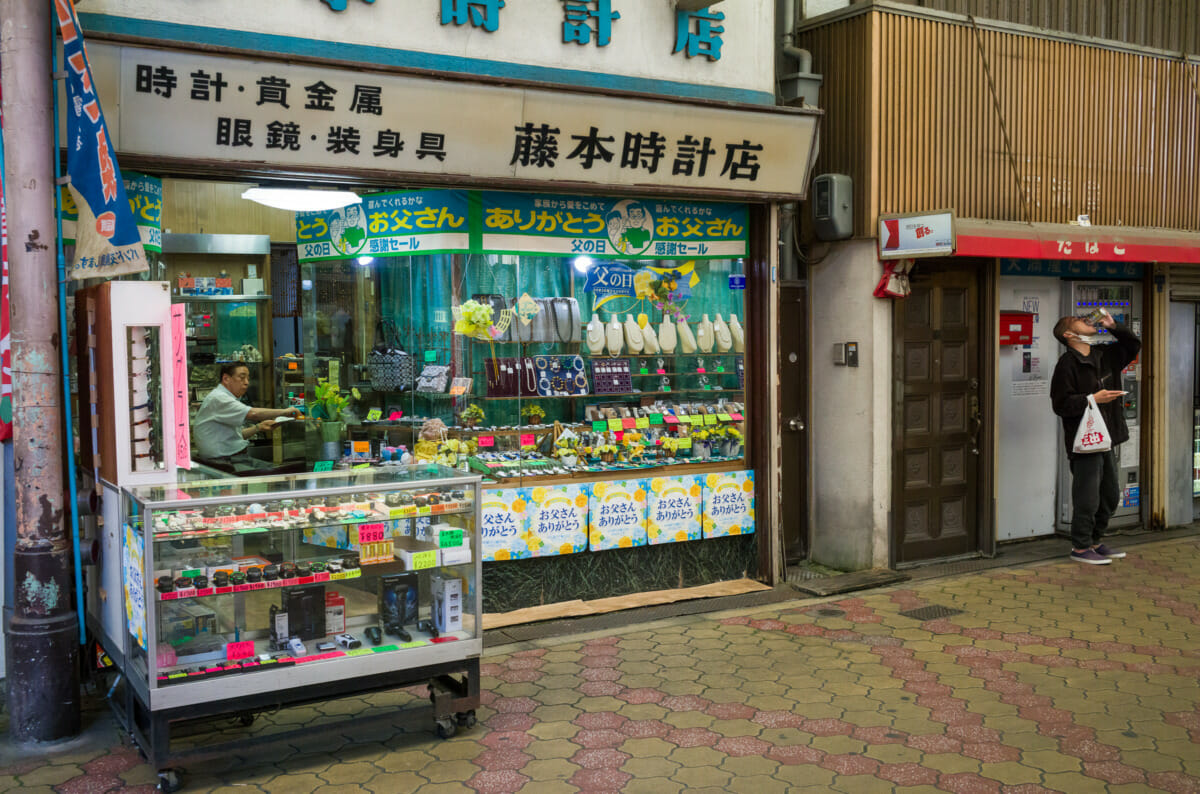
{"left": 102, "top": 466, "right": 482, "bottom": 792}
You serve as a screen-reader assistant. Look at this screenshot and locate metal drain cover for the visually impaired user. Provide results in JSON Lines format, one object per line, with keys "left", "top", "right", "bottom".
{"left": 898, "top": 605, "right": 963, "bottom": 621}
{"left": 813, "top": 608, "right": 846, "bottom": 618}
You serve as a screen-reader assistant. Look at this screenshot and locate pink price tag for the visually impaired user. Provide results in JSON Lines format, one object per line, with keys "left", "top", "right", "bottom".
{"left": 730, "top": 413, "right": 744, "bottom": 421}
{"left": 358, "top": 522, "right": 386, "bottom": 543}
{"left": 615, "top": 431, "right": 624, "bottom": 442}
{"left": 696, "top": 367, "right": 706, "bottom": 374}
{"left": 226, "top": 640, "right": 255, "bottom": 660}
{"left": 656, "top": 368, "right": 666, "bottom": 374}
{"left": 478, "top": 436, "right": 495, "bottom": 448}
{"left": 664, "top": 415, "right": 680, "bottom": 424}
{"left": 621, "top": 417, "right": 636, "bottom": 430}
{"left": 519, "top": 433, "right": 536, "bottom": 446}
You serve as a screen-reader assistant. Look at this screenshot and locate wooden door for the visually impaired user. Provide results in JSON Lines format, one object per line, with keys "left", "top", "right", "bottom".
{"left": 893, "top": 267, "right": 981, "bottom": 564}
{"left": 779, "top": 284, "right": 808, "bottom": 561}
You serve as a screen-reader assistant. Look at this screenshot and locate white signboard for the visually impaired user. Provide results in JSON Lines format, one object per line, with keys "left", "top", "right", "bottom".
{"left": 88, "top": 43, "right": 818, "bottom": 200}
{"left": 878, "top": 211, "right": 955, "bottom": 258}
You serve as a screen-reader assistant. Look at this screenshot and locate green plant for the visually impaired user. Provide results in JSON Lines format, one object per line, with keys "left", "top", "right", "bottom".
{"left": 521, "top": 404, "right": 546, "bottom": 423}
{"left": 453, "top": 300, "right": 494, "bottom": 338}
{"left": 460, "top": 403, "right": 486, "bottom": 423}
{"left": 312, "top": 378, "right": 348, "bottom": 422}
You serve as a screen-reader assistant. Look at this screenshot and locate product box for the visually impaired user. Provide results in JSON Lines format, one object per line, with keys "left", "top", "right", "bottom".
{"left": 159, "top": 605, "right": 196, "bottom": 644}
{"left": 440, "top": 545, "right": 472, "bottom": 566}
{"left": 241, "top": 277, "right": 265, "bottom": 295}
{"left": 232, "top": 555, "right": 273, "bottom": 572}
{"left": 325, "top": 591, "right": 346, "bottom": 635}
{"left": 431, "top": 573, "right": 463, "bottom": 633}
{"left": 379, "top": 573, "right": 419, "bottom": 632}
{"left": 393, "top": 537, "right": 440, "bottom": 571}
{"left": 303, "top": 523, "right": 350, "bottom": 550}
{"left": 176, "top": 603, "right": 218, "bottom": 635}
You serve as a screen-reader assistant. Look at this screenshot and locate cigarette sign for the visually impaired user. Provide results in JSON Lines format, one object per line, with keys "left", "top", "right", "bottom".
{"left": 879, "top": 211, "right": 955, "bottom": 258}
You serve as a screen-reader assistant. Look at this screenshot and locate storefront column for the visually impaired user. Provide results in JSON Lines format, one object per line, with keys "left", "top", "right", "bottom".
{"left": 1150, "top": 263, "right": 1171, "bottom": 529}
{"left": 1, "top": 0, "right": 81, "bottom": 741}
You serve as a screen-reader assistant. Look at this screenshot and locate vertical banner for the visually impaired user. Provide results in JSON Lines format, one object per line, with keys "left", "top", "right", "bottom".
{"left": 587, "top": 480, "right": 648, "bottom": 551}
{"left": 524, "top": 485, "right": 589, "bottom": 557}
{"left": 170, "top": 305, "right": 191, "bottom": 469}
{"left": 0, "top": 73, "right": 11, "bottom": 442}
{"left": 645, "top": 475, "right": 703, "bottom": 544}
{"left": 701, "top": 470, "right": 756, "bottom": 539}
{"left": 481, "top": 489, "right": 530, "bottom": 561}
{"left": 55, "top": 0, "right": 148, "bottom": 279}
{"left": 122, "top": 522, "right": 147, "bottom": 651}
{"left": 124, "top": 173, "right": 163, "bottom": 253}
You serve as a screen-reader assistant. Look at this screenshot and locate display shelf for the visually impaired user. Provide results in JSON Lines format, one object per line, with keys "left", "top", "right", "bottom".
{"left": 177, "top": 294, "right": 271, "bottom": 303}
{"left": 582, "top": 352, "right": 743, "bottom": 359}
{"left": 470, "top": 389, "right": 743, "bottom": 400}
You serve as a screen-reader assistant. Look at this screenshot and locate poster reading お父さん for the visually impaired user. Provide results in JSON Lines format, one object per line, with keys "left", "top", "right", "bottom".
{"left": 645, "top": 475, "right": 704, "bottom": 545}
{"left": 587, "top": 480, "right": 648, "bottom": 551}
{"left": 524, "top": 485, "right": 589, "bottom": 557}
{"left": 481, "top": 489, "right": 531, "bottom": 561}
{"left": 701, "top": 470, "right": 755, "bottom": 539}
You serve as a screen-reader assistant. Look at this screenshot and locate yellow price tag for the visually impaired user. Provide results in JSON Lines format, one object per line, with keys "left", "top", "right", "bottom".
{"left": 635, "top": 417, "right": 650, "bottom": 429}
{"left": 607, "top": 418, "right": 623, "bottom": 431}
{"left": 704, "top": 414, "right": 717, "bottom": 426}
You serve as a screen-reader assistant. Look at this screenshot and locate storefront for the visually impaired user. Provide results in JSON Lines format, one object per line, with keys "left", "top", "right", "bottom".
{"left": 72, "top": 1, "right": 821, "bottom": 613}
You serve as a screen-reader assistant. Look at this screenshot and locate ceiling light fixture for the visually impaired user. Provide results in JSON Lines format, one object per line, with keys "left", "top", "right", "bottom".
{"left": 241, "top": 187, "right": 362, "bottom": 212}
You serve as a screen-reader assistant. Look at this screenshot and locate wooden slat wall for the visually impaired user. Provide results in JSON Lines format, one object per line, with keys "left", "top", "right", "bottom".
{"left": 162, "top": 179, "right": 297, "bottom": 242}
{"left": 886, "top": 0, "right": 1200, "bottom": 56}
{"left": 798, "top": 8, "right": 1200, "bottom": 237}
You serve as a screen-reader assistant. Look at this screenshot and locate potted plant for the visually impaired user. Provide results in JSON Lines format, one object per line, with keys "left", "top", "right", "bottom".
{"left": 661, "top": 436, "right": 680, "bottom": 462}
{"left": 724, "top": 426, "right": 744, "bottom": 457}
{"left": 311, "top": 378, "right": 349, "bottom": 456}
{"left": 521, "top": 404, "right": 546, "bottom": 426}
{"left": 459, "top": 403, "right": 485, "bottom": 429}
{"left": 597, "top": 443, "right": 618, "bottom": 464}
{"left": 692, "top": 429, "right": 712, "bottom": 459}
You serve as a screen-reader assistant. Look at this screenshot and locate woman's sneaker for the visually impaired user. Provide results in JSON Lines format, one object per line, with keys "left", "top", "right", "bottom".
{"left": 1070, "top": 549, "right": 1112, "bottom": 565}
{"left": 1093, "top": 544, "right": 1126, "bottom": 559}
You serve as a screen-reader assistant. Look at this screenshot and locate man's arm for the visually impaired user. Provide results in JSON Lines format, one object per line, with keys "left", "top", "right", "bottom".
{"left": 245, "top": 406, "right": 301, "bottom": 423}
{"left": 1106, "top": 322, "right": 1141, "bottom": 371}
{"left": 1050, "top": 359, "right": 1088, "bottom": 418}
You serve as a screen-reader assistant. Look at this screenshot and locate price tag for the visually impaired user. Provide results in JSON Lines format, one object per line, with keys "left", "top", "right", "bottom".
{"left": 656, "top": 368, "right": 666, "bottom": 374}
{"left": 689, "top": 415, "right": 704, "bottom": 426}
{"left": 663, "top": 415, "right": 679, "bottom": 424}
{"left": 730, "top": 412, "right": 744, "bottom": 421}
{"left": 366, "top": 408, "right": 383, "bottom": 421}
{"left": 664, "top": 385, "right": 671, "bottom": 392}
{"left": 410, "top": 550, "right": 438, "bottom": 569}
{"left": 519, "top": 433, "right": 536, "bottom": 446}
{"left": 703, "top": 384, "right": 712, "bottom": 391}
{"left": 226, "top": 640, "right": 256, "bottom": 660}
{"left": 678, "top": 437, "right": 693, "bottom": 449}
{"left": 716, "top": 366, "right": 725, "bottom": 373}
{"left": 439, "top": 528, "right": 465, "bottom": 548}
{"left": 592, "top": 420, "right": 607, "bottom": 432}
{"left": 621, "top": 417, "right": 636, "bottom": 430}
{"left": 614, "top": 431, "right": 624, "bottom": 442}
{"left": 358, "top": 522, "right": 387, "bottom": 543}
{"left": 650, "top": 413, "right": 664, "bottom": 425}
{"left": 635, "top": 418, "right": 649, "bottom": 429}
{"left": 696, "top": 367, "right": 707, "bottom": 374}
{"left": 717, "top": 413, "right": 733, "bottom": 422}
{"left": 704, "top": 414, "right": 717, "bottom": 425}
{"left": 424, "top": 350, "right": 437, "bottom": 362}
{"left": 353, "top": 463, "right": 371, "bottom": 469}
{"left": 313, "top": 461, "right": 334, "bottom": 472}
{"left": 478, "top": 436, "right": 495, "bottom": 447}
{"left": 607, "top": 419, "right": 623, "bottom": 431}
{"left": 639, "top": 367, "right": 649, "bottom": 375}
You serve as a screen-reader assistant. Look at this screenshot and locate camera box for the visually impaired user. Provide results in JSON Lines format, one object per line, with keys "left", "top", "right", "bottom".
{"left": 325, "top": 591, "right": 346, "bottom": 635}
{"left": 431, "top": 573, "right": 462, "bottom": 634}
{"left": 379, "top": 573, "right": 419, "bottom": 631}
{"left": 393, "top": 537, "right": 440, "bottom": 570}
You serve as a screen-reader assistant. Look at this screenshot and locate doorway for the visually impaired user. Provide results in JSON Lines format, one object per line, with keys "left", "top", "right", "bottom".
{"left": 892, "top": 265, "right": 983, "bottom": 564}
{"left": 779, "top": 284, "right": 808, "bottom": 561}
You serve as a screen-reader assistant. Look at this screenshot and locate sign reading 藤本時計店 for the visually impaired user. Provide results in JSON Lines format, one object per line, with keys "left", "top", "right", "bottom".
{"left": 84, "top": 43, "right": 820, "bottom": 200}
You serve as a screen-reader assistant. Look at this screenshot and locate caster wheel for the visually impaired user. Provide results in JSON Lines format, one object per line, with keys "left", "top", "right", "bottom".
{"left": 435, "top": 717, "right": 457, "bottom": 739}
{"left": 157, "top": 768, "right": 183, "bottom": 793}
{"left": 237, "top": 713, "right": 255, "bottom": 727}
{"left": 455, "top": 710, "right": 477, "bottom": 729}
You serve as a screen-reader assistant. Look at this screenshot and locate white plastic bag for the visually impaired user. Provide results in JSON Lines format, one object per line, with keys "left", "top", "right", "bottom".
{"left": 1072, "top": 395, "right": 1112, "bottom": 454}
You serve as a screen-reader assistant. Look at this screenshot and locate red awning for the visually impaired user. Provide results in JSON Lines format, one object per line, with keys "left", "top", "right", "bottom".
{"left": 954, "top": 219, "right": 1200, "bottom": 264}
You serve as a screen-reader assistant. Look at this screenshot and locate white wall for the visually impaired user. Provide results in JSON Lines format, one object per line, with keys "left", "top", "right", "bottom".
{"left": 803, "top": 0, "right": 851, "bottom": 19}
{"left": 996, "top": 277, "right": 1061, "bottom": 540}
{"left": 82, "top": 0, "right": 776, "bottom": 97}
{"left": 809, "top": 240, "right": 891, "bottom": 570}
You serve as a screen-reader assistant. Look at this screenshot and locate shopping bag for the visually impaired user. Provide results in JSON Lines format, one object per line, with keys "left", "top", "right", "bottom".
{"left": 873, "top": 259, "right": 914, "bottom": 298}
{"left": 367, "top": 320, "right": 413, "bottom": 392}
{"left": 1072, "top": 395, "right": 1112, "bottom": 453}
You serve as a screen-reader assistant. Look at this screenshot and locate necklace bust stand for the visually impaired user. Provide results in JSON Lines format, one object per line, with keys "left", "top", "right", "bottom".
{"left": 586, "top": 313, "right": 605, "bottom": 355}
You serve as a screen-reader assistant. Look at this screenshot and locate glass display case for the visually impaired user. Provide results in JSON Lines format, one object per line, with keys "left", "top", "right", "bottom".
{"left": 109, "top": 465, "right": 482, "bottom": 787}
{"left": 178, "top": 294, "right": 272, "bottom": 407}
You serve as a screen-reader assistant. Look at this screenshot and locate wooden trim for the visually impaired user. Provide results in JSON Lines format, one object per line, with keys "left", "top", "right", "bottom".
{"left": 979, "top": 259, "right": 997, "bottom": 557}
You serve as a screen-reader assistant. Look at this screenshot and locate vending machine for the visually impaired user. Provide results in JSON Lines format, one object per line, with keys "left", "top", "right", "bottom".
{"left": 1056, "top": 281, "right": 1143, "bottom": 532}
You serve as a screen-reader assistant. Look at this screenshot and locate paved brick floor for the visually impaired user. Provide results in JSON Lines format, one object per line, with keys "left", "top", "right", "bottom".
{"left": 2, "top": 535, "right": 1199, "bottom": 793}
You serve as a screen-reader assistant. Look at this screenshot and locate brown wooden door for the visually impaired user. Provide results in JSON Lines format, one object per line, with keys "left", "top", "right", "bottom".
{"left": 779, "top": 284, "right": 808, "bottom": 562}
{"left": 893, "top": 267, "right": 981, "bottom": 564}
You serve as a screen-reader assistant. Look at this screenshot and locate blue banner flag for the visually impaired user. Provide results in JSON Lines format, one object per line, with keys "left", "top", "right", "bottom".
{"left": 56, "top": 0, "right": 147, "bottom": 279}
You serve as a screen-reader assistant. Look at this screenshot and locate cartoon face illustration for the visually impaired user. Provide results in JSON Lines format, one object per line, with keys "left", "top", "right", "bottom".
{"left": 605, "top": 210, "right": 626, "bottom": 241}
{"left": 330, "top": 203, "right": 368, "bottom": 256}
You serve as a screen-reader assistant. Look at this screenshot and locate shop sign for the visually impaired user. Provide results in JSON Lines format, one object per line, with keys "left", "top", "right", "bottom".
{"left": 701, "top": 470, "right": 755, "bottom": 539}
{"left": 999, "top": 259, "right": 1145, "bottom": 279}
{"left": 481, "top": 193, "right": 748, "bottom": 258}
{"left": 524, "top": 484, "right": 590, "bottom": 557}
{"left": 87, "top": 42, "right": 818, "bottom": 200}
{"left": 645, "top": 475, "right": 703, "bottom": 545}
{"left": 878, "top": 211, "right": 955, "bottom": 259}
{"left": 587, "top": 481, "right": 648, "bottom": 551}
{"left": 481, "top": 489, "right": 531, "bottom": 561}
{"left": 296, "top": 190, "right": 469, "bottom": 263}
{"left": 56, "top": 1, "right": 148, "bottom": 279}
{"left": 62, "top": 173, "right": 164, "bottom": 254}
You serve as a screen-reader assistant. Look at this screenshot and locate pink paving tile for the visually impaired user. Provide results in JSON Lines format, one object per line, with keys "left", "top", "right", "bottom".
{"left": 706, "top": 702, "right": 757, "bottom": 720}
{"left": 846, "top": 613, "right": 884, "bottom": 623}
{"left": 962, "top": 628, "right": 1004, "bottom": 640}
{"left": 818, "top": 753, "right": 881, "bottom": 776}
{"left": 1000, "top": 786, "right": 1065, "bottom": 794}
{"left": 616, "top": 688, "right": 665, "bottom": 705}
{"left": 55, "top": 775, "right": 124, "bottom": 794}
{"left": 496, "top": 669, "right": 543, "bottom": 684}
{"left": 480, "top": 730, "right": 536, "bottom": 751}
{"left": 480, "top": 690, "right": 499, "bottom": 705}
{"left": 479, "top": 663, "right": 506, "bottom": 676}
{"left": 749, "top": 619, "right": 789, "bottom": 631}
{"left": 799, "top": 718, "right": 855, "bottom": 737}
{"left": 1078, "top": 659, "right": 1124, "bottom": 671}
{"left": 473, "top": 748, "right": 533, "bottom": 771}
{"left": 1004, "top": 633, "right": 1044, "bottom": 646}
{"left": 568, "top": 768, "right": 633, "bottom": 791}
{"left": 664, "top": 727, "right": 721, "bottom": 748}
{"left": 1016, "top": 707, "right": 1074, "bottom": 725}
{"left": 467, "top": 769, "right": 532, "bottom": 793}
{"left": 907, "top": 681, "right": 954, "bottom": 696}
{"left": 962, "top": 743, "right": 1022, "bottom": 763}
{"left": 579, "top": 681, "right": 624, "bottom": 697}
{"left": 1001, "top": 694, "right": 1051, "bottom": 708}
{"left": 945, "top": 725, "right": 1003, "bottom": 743}
{"left": 619, "top": 719, "right": 672, "bottom": 739}
{"left": 914, "top": 695, "right": 962, "bottom": 712}
{"left": 570, "top": 748, "right": 631, "bottom": 769}
{"left": 785, "top": 623, "right": 826, "bottom": 636}
{"left": 767, "top": 745, "right": 826, "bottom": 765}
{"left": 582, "top": 645, "right": 620, "bottom": 656}
{"left": 1127, "top": 661, "right": 1175, "bottom": 674}
{"left": 988, "top": 679, "right": 1032, "bottom": 696}
{"left": 505, "top": 657, "right": 546, "bottom": 670}
{"left": 938, "top": 772, "right": 1004, "bottom": 793}
{"left": 1058, "top": 737, "right": 1120, "bottom": 762}
{"left": 1165, "top": 711, "right": 1200, "bottom": 731}
{"left": 575, "top": 712, "right": 628, "bottom": 730}
{"left": 1147, "top": 772, "right": 1200, "bottom": 793}
{"left": 659, "top": 695, "right": 712, "bottom": 712}
{"left": 876, "top": 762, "right": 940, "bottom": 786}
{"left": 587, "top": 636, "right": 620, "bottom": 646}
{"left": 491, "top": 696, "right": 539, "bottom": 713}
{"left": 579, "top": 656, "right": 620, "bottom": 668}
{"left": 906, "top": 734, "right": 963, "bottom": 754}
{"left": 714, "top": 736, "right": 772, "bottom": 757}
{"left": 852, "top": 726, "right": 909, "bottom": 744}
{"left": 1081, "top": 761, "right": 1147, "bottom": 785}
{"left": 931, "top": 710, "right": 984, "bottom": 727}
{"left": 581, "top": 667, "right": 622, "bottom": 682}
{"left": 753, "top": 710, "right": 806, "bottom": 728}
{"left": 720, "top": 615, "right": 752, "bottom": 625}
{"left": 573, "top": 729, "right": 628, "bottom": 749}
{"left": 1089, "top": 641, "right": 1134, "bottom": 653}
{"left": 81, "top": 747, "right": 142, "bottom": 776}
{"left": 485, "top": 713, "right": 538, "bottom": 732}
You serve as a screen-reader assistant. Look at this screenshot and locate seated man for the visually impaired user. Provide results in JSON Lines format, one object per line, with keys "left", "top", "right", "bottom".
{"left": 194, "top": 363, "right": 301, "bottom": 472}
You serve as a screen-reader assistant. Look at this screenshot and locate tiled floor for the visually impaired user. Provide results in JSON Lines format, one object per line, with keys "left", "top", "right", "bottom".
{"left": 2, "top": 535, "right": 1199, "bottom": 793}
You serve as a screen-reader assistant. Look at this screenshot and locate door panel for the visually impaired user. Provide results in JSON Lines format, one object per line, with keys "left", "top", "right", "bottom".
{"left": 779, "top": 285, "right": 808, "bottom": 561}
{"left": 894, "top": 268, "right": 981, "bottom": 563}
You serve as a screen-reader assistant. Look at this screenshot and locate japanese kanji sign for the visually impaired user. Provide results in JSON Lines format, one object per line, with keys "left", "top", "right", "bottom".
{"left": 296, "top": 190, "right": 469, "bottom": 263}
{"left": 56, "top": 0, "right": 148, "bottom": 279}
{"left": 61, "top": 172, "right": 162, "bottom": 254}
{"left": 93, "top": 42, "right": 819, "bottom": 199}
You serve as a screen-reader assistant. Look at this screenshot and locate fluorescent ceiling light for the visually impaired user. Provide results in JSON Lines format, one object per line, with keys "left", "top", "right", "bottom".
{"left": 241, "top": 187, "right": 361, "bottom": 212}
{"left": 357, "top": 256, "right": 375, "bottom": 266}
{"left": 573, "top": 255, "right": 594, "bottom": 274}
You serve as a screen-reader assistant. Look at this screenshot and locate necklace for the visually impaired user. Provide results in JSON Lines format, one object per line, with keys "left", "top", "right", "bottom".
{"left": 552, "top": 298, "right": 577, "bottom": 343}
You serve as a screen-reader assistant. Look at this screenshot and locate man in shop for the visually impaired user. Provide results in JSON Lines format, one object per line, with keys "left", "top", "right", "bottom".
{"left": 193, "top": 362, "right": 302, "bottom": 471}
{"left": 1050, "top": 311, "right": 1141, "bottom": 565}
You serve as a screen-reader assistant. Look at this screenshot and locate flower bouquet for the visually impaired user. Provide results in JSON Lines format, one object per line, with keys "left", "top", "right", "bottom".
{"left": 521, "top": 404, "right": 546, "bottom": 425}
{"left": 459, "top": 403, "right": 485, "bottom": 428}
{"left": 596, "top": 443, "right": 619, "bottom": 464}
